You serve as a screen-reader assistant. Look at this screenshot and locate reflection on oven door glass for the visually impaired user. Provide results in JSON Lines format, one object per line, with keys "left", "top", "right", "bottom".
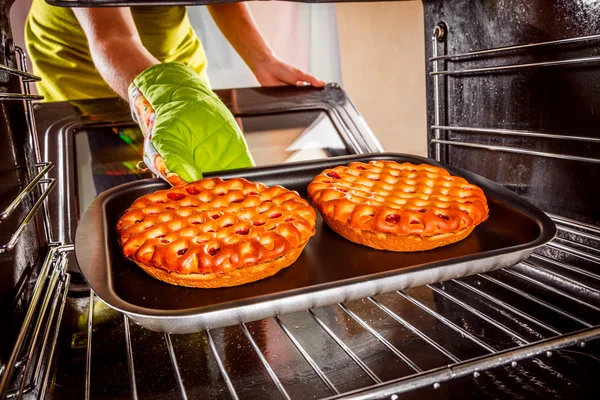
{"left": 74, "top": 110, "right": 349, "bottom": 214}
{"left": 75, "top": 125, "right": 152, "bottom": 214}
{"left": 241, "top": 111, "right": 349, "bottom": 165}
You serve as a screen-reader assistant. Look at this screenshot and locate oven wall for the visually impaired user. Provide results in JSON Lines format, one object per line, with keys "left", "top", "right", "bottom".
{"left": 424, "top": 0, "right": 600, "bottom": 225}
{"left": 0, "top": 0, "right": 45, "bottom": 368}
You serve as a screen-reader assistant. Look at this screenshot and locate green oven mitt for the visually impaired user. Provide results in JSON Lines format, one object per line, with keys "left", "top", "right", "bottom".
{"left": 129, "top": 63, "right": 254, "bottom": 186}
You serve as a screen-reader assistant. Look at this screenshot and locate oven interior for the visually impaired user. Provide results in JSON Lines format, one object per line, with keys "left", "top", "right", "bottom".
{"left": 0, "top": 0, "right": 599, "bottom": 398}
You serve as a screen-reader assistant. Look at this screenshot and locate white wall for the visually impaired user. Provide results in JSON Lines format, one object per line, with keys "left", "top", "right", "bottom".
{"left": 9, "top": 0, "right": 29, "bottom": 50}
{"left": 189, "top": 3, "right": 341, "bottom": 89}
{"left": 10, "top": 0, "right": 36, "bottom": 93}
{"left": 336, "top": 1, "right": 427, "bottom": 156}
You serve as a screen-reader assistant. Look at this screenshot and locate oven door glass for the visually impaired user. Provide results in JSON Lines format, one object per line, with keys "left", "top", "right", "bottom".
{"left": 74, "top": 110, "right": 350, "bottom": 213}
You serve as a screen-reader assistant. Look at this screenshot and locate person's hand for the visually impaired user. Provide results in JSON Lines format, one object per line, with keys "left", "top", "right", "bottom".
{"left": 251, "top": 56, "right": 326, "bottom": 88}
{"left": 129, "top": 63, "right": 254, "bottom": 185}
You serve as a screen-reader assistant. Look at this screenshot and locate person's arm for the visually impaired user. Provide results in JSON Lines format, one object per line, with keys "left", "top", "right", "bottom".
{"left": 73, "top": 8, "right": 159, "bottom": 99}
{"left": 207, "top": 3, "right": 326, "bottom": 87}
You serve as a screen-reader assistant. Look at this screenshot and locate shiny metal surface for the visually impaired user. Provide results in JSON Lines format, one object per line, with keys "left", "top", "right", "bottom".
{"left": 0, "top": 24, "right": 60, "bottom": 399}
{"left": 163, "top": 333, "right": 188, "bottom": 400}
{"left": 0, "top": 45, "right": 53, "bottom": 258}
{"left": 75, "top": 153, "right": 555, "bottom": 333}
{"left": 307, "top": 309, "right": 382, "bottom": 385}
{"left": 3, "top": 2, "right": 596, "bottom": 394}
{"left": 431, "top": 25, "right": 443, "bottom": 162}
{"left": 549, "top": 214, "right": 600, "bottom": 235}
{"left": 0, "top": 249, "right": 55, "bottom": 396}
{"left": 0, "top": 42, "right": 47, "bottom": 381}
{"left": 0, "top": 62, "right": 40, "bottom": 82}
{"left": 15, "top": 259, "right": 62, "bottom": 400}
{"left": 84, "top": 291, "right": 93, "bottom": 400}
{"left": 39, "top": 272, "right": 71, "bottom": 400}
{"left": 341, "top": 326, "right": 600, "bottom": 399}
{"left": 15, "top": 46, "right": 54, "bottom": 245}
{"left": 206, "top": 329, "right": 238, "bottom": 400}
{"left": 0, "top": 179, "right": 56, "bottom": 254}
{"left": 431, "top": 125, "right": 600, "bottom": 143}
{"left": 122, "top": 315, "right": 138, "bottom": 400}
{"left": 431, "top": 139, "right": 600, "bottom": 164}
{"left": 0, "top": 162, "right": 53, "bottom": 221}
{"left": 0, "top": 93, "right": 44, "bottom": 101}
{"left": 0, "top": 245, "right": 73, "bottom": 398}
{"left": 424, "top": 0, "right": 600, "bottom": 225}
{"left": 430, "top": 33, "right": 600, "bottom": 61}
{"left": 30, "top": 257, "right": 68, "bottom": 386}
{"left": 48, "top": 223, "right": 600, "bottom": 398}
{"left": 431, "top": 55, "right": 600, "bottom": 76}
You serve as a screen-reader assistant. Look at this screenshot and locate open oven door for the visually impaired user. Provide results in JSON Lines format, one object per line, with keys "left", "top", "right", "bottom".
{"left": 36, "top": 84, "right": 382, "bottom": 281}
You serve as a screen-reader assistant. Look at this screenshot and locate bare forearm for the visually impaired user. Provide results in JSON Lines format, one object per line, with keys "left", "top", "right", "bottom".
{"left": 74, "top": 7, "right": 158, "bottom": 99}
{"left": 207, "top": 3, "right": 273, "bottom": 71}
{"left": 88, "top": 37, "right": 158, "bottom": 99}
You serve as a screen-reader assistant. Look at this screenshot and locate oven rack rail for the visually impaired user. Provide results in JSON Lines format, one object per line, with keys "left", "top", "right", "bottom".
{"left": 0, "top": 45, "right": 63, "bottom": 400}
{"left": 429, "top": 29, "right": 600, "bottom": 165}
{"left": 0, "top": 245, "right": 72, "bottom": 399}
{"left": 0, "top": 46, "right": 54, "bottom": 254}
{"left": 76, "top": 215, "right": 599, "bottom": 400}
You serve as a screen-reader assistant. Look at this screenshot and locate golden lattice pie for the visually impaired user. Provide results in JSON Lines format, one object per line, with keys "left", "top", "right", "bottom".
{"left": 117, "top": 178, "right": 316, "bottom": 288}
{"left": 307, "top": 161, "right": 489, "bottom": 252}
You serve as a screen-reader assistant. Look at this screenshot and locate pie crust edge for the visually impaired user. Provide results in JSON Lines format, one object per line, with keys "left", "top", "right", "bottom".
{"left": 323, "top": 214, "right": 476, "bottom": 252}
{"left": 308, "top": 161, "right": 489, "bottom": 252}
{"left": 134, "top": 243, "right": 307, "bottom": 288}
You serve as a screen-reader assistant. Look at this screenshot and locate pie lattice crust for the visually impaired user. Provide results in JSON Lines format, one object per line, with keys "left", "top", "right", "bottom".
{"left": 307, "top": 161, "right": 489, "bottom": 252}
{"left": 117, "top": 178, "right": 316, "bottom": 288}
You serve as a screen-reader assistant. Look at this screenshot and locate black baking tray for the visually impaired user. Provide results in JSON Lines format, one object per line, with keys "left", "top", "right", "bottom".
{"left": 75, "top": 153, "right": 556, "bottom": 333}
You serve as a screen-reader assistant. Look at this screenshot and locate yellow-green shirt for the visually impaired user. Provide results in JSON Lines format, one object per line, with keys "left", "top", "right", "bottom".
{"left": 25, "top": 0, "right": 209, "bottom": 102}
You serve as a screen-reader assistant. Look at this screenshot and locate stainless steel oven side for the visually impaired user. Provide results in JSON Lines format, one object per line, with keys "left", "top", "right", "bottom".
{"left": 0, "top": 0, "right": 72, "bottom": 398}
{"left": 424, "top": 0, "right": 600, "bottom": 225}
{"left": 413, "top": 0, "right": 600, "bottom": 394}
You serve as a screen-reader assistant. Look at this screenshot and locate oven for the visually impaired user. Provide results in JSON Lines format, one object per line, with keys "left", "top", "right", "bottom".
{"left": 0, "top": 0, "right": 599, "bottom": 399}
{"left": 36, "top": 86, "right": 381, "bottom": 290}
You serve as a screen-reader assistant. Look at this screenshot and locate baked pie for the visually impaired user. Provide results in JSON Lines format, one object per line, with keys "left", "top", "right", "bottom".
{"left": 117, "top": 178, "right": 316, "bottom": 288}
{"left": 307, "top": 161, "right": 489, "bottom": 252}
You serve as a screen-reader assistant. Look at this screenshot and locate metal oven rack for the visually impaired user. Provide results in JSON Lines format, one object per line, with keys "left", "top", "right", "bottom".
{"left": 0, "top": 47, "right": 53, "bottom": 253}
{"left": 72, "top": 216, "right": 599, "bottom": 399}
{"left": 71, "top": 30, "right": 599, "bottom": 399}
{"left": 430, "top": 29, "right": 600, "bottom": 165}
{"left": 4, "top": 37, "right": 600, "bottom": 399}
{"left": 0, "top": 48, "right": 73, "bottom": 398}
